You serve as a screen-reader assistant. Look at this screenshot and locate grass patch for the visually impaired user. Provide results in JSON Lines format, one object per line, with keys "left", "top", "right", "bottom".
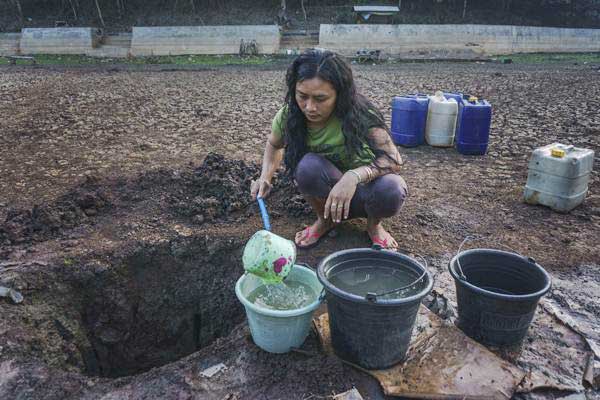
{"left": 127, "top": 54, "right": 274, "bottom": 65}
{"left": 495, "top": 52, "right": 600, "bottom": 64}
{"left": 0, "top": 54, "right": 275, "bottom": 66}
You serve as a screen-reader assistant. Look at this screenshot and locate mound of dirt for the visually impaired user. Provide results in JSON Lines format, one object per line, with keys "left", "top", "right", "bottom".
{"left": 168, "top": 153, "right": 260, "bottom": 222}
{"left": 0, "top": 176, "right": 109, "bottom": 246}
{"left": 168, "top": 153, "right": 311, "bottom": 223}
{"left": 0, "top": 152, "right": 312, "bottom": 254}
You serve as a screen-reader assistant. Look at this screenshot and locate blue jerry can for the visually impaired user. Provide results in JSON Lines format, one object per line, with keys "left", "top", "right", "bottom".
{"left": 456, "top": 96, "right": 492, "bottom": 155}
{"left": 390, "top": 95, "right": 429, "bottom": 147}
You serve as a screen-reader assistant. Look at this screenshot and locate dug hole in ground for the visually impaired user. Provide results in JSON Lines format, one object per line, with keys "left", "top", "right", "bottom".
{"left": 0, "top": 61, "right": 599, "bottom": 399}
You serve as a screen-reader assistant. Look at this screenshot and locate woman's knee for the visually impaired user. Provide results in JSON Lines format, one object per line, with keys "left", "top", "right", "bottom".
{"left": 294, "top": 153, "right": 331, "bottom": 196}
{"left": 366, "top": 175, "right": 408, "bottom": 218}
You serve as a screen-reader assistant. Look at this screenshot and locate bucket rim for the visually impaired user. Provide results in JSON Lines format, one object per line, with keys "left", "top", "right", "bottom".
{"left": 448, "top": 248, "right": 552, "bottom": 301}
{"left": 235, "top": 264, "right": 322, "bottom": 318}
{"left": 317, "top": 248, "right": 433, "bottom": 306}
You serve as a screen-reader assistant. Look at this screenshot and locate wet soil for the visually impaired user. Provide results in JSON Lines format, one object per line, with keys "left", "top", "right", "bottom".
{"left": 0, "top": 61, "right": 599, "bottom": 399}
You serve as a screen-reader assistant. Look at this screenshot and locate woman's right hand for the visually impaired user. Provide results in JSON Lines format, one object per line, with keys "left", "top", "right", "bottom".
{"left": 250, "top": 178, "right": 273, "bottom": 200}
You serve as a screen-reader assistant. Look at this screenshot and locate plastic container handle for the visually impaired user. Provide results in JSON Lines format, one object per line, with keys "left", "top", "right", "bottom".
{"left": 256, "top": 197, "right": 271, "bottom": 232}
{"left": 367, "top": 246, "right": 429, "bottom": 303}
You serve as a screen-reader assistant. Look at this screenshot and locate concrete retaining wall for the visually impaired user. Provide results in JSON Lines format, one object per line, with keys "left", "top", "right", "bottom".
{"left": 20, "top": 28, "right": 99, "bottom": 55}
{"left": 319, "top": 24, "right": 600, "bottom": 57}
{"left": 7, "top": 24, "right": 600, "bottom": 59}
{"left": 130, "top": 25, "right": 280, "bottom": 56}
{"left": 0, "top": 33, "right": 20, "bottom": 56}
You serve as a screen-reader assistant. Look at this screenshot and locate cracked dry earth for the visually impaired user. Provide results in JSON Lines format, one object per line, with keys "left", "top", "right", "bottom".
{"left": 0, "top": 61, "right": 599, "bottom": 399}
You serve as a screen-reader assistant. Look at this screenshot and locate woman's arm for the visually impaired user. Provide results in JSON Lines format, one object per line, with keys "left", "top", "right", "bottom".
{"left": 251, "top": 132, "right": 285, "bottom": 199}
{"left": 352, "top": 127, "right": 403, "bottom": 183}
{"left": 326, "top": 127, "right": 402, "bottom": 221}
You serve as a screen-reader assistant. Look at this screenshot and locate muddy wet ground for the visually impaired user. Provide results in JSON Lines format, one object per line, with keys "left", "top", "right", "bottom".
{"left": 0, "top": 61, "right": 599, "bottom": 399}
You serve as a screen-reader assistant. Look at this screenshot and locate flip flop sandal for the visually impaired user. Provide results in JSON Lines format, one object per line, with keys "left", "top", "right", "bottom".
{"left": 296, "top": 226, "right": 335, "bottom": 250}
{"left": 371, "top": 235, "right": 398, "bottom": 251}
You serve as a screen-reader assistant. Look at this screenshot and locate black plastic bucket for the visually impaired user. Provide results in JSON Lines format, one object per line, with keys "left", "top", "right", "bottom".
{"left": 449, "top": 249, "right": 551, "bottom": 346}
{"left": 317, "top": 248, "right": 433, "bottom": 369}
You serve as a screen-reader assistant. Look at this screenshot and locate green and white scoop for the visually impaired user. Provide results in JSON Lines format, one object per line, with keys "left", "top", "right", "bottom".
{"left": 243, "top": 229, "right": 296, "bottom": 284}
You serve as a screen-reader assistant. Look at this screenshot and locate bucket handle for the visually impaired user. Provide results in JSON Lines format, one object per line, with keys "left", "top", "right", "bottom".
{"left": 318, "top": 289, "right": 326, "bottom": 302}
{"left": 455, "top": 235, "right": 536, "bottom": 281}
{"left": 366, "top": 254, "right": 428, "bottom": 303}
{"left": 317, "top": 250, "right": 430, "bottom": 303}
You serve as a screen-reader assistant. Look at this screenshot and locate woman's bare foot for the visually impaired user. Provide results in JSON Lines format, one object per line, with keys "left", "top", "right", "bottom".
{"left": 367, "top": 218, "right": 398, "bottom": 250}
{"left": 295, "top": 218, "right": 335, "bottom": 248}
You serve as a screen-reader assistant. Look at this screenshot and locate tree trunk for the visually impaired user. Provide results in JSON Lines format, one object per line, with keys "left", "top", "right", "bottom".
{"left": 94, "top": 0, "right": 106, "bottom": 27}
{"left": 300, "top": 0, "right": 307, "bottom": 26}
{"left": 67, "top": 0, "right": 78, "bottom": 19}
{"left": 398, "top": 0, "right": 402, "bottom": 11}
{"left": 462, "top": 0, "right": 467, "bottom": 19}
{"left": 12, "top": 0, "right": 24, "bottom": 24}
{"left": 278, "top": 0, "right": 289, "bottom": 27}
{"left": 190, "top": 0, "right": 196, "bottom": 13}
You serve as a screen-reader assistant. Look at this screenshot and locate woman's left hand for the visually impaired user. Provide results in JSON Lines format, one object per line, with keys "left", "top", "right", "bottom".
{"left": 324, "top": 173, "right": 359, "bottom": 223}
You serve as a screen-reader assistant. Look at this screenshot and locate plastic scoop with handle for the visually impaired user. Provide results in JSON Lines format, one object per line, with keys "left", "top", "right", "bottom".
{"left": 242, "top": 197, "right": 297, "bottom": 284}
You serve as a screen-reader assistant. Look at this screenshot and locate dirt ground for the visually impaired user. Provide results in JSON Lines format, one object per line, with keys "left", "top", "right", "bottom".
{"left": 0, "top": 61, "right": 599, "bottom": 399}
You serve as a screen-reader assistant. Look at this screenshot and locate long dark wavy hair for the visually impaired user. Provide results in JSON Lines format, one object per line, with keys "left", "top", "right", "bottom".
{"left": 282, "top": 49, "right": 394, "bottom": 174}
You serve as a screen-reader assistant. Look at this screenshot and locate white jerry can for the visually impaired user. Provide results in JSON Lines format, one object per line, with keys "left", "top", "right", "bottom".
{"left": 524, "top": 143, "right": 595, "bottom": 212}
{"left": 425, "top": 91, "right": 458, "bottom": 147}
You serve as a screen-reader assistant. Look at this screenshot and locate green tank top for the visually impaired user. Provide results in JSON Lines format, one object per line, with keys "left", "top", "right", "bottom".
{"left": 271, "top": 107, "right": 375, "bottom": 171}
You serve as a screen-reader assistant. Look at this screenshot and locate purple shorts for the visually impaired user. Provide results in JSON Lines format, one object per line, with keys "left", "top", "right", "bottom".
{"left": 294, "top": 153, "right": 408, "bottom": 219}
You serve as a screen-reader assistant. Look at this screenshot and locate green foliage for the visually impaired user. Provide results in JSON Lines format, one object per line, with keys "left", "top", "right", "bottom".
{"left": 496, "top": 52, "right": 600, "bottom": 63}
{"left": 0, "top": 54, "right": 275, "bottom": 66}
{"left": 1, "top": 0, "right": 598, "bottom": 31}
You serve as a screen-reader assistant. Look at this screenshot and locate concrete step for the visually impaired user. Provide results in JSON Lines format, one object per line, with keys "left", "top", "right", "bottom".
{"left": 279, "top": 29, "right": 319, "bottom": 50}
{"left": 87, "top": 45, "right": 130, "bottom": 58}
{"left": 281, "top": 28, "right": 319, "bottom": 36}
{"left": 280, "top": 30, "right": 319, "bottom": 50}
{"left": 102, "top": 34, "right": 132, "bottom": 46}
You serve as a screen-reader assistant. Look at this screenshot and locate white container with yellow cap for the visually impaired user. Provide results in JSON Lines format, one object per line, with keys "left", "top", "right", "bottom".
{"left": 425, "top": 91, "right": 458, "bottom": 147}
{"left": 524, "top": 143, "right": 595, "bottom": 212}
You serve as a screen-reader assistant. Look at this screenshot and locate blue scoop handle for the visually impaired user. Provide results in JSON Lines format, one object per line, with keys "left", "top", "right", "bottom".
{"left": 257, "top": 197, "right": 271, "bottom": 232}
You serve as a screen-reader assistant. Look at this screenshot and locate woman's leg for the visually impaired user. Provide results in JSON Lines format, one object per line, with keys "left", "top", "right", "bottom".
{"left": 360, "top": 175, "right": 408, "bottom": 249}
{"left": 294, "top": 153, "right": 342, "bottom": 247}
{"left": 294, "top": 152, "right": 408, "bottom": 248}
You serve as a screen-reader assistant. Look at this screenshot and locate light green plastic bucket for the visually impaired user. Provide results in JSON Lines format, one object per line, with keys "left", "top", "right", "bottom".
{"left": 235, "top": 264, "right": 323, "bottom": 353}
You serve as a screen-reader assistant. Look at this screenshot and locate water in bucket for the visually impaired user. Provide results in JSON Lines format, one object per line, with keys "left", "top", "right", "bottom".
{"left": 247, "top": 280, "right": 317, "bottom": 311}
{"left": 318, "top": 249, "right": 433, "bottom": 369}
{"left": 328, "top": 265, "right": 423, "bottom": 300}
{"left": 236, "top": 264, "right": 323, "bottom": 353}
